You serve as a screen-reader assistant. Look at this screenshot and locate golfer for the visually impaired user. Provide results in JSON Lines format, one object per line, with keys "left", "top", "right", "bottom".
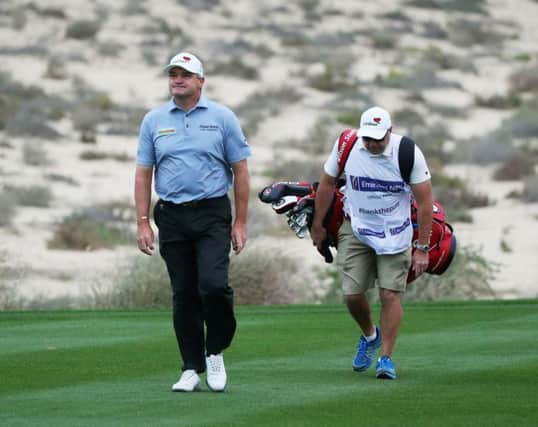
{"left": 134, "top": 52, "right": 251, "bottom": 392}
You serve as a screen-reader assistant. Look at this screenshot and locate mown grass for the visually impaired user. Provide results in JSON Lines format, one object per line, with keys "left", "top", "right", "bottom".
{"left": 1, "top": 301, "right": 536, "bottom": 427}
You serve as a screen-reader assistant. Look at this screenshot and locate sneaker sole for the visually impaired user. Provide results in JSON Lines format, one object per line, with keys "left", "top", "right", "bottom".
{"left": 352, "top": 338, "right": 382, "bottom": 373}
{"left": 172, "top": 383, "right": 201, "bottom": 392}
{"left": 206, "top": 380, "right": 225, "bottom": 392}
{"left": 376, "top": 371, "right": 396, "bottom": 380}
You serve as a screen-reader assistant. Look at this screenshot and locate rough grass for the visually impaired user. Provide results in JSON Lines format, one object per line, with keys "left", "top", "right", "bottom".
{"left": 307, "top": 63, "right": 353, "bottom": 92}
{"left": 0, "top": 71, "right": 66, "bottom": 139}
{"left": 321, "top": 244, "right": 496, "bottom": 304}
{"left": 510, "top": 64, "right": 538, "bottom": 92}
{"left": 4, "top": 184, "right": 53, "bottom": 207}
{"left": 93, "top": 253, "right": 171, "bottom": 309}
{"left": 79, "top": 150, "right": 133, "bottom": 162}
{"left": 432, "top": 173, "right": 490, "bottom": 222}
{"left": 230, "top": 248, "right": 306, "bottom": 304}
{"left": 47, "top": 207, "right": 132, "bottom": 251}
{"left": 405, "top": 245, "right": 497, "bottom": 300}
{"left": 522, "top": 175, "right": 538, "bottom": 202}
{"left": 235, "top": 87, "right": 302, "bottom": 137}
{"left": 264, "top": 157, "right": 324, "bottom": 183}
{"left": 471, "top": 99, "right": 538, "bottom": 164}
{"left": 92, "top": 246, "right": 305, "bottom": 308}
{"left": 280, "top": 117, "right": 337, "bottom": 155}
{"left": 0, "top": 191, "right": 17, "bottom": 227}
{"left": 65, "top": 19, "right": 101, "bottom": 39}
{"left": 493, "top": 152, "right": 536, "bottom": 181}
{"left": 406, "top": 0, "right": 488, "bottom": 14}
{"left": 375, "top": 65, "right": 461, "bottom": 93}
{"left": 0, "top": 250, "right": 24, "bottom": 309}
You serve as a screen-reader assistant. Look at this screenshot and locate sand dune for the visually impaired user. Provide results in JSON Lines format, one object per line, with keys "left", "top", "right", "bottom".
{"left": 1, "top": 0, "right": 537, "bottom": 305}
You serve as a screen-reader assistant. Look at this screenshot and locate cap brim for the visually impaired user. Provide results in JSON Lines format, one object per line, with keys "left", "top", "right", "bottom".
{"left": 163, "top": 64, "right": 202, "bottom": 76}
{"left": 358, "top": 127, "right": 388, "bottom": 139}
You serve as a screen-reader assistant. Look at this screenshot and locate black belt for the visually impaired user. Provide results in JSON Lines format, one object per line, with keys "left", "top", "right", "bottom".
{"left": 177, "top": 199, "right": 203, "bottom": 208}
{"left": 160, "top": 195, "right": 227, "bottom": 208}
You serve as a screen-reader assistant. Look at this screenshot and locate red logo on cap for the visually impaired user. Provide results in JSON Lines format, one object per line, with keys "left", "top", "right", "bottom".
{"left": 183, "top": 56, "right": 191, "bottom": 61}
{"left": 373, "top": 117, "right": 381, "bottom": 123}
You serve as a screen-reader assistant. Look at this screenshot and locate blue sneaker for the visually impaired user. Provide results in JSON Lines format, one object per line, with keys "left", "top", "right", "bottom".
{"left": 376, "top": 355, "right": 396, "bottom": 379}
{"left": 352, "top": 326, "right": 381, "bottom": 372}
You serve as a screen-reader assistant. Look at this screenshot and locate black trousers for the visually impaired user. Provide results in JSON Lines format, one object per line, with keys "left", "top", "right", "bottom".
{"left": 154, "top": 196, "right": 236, "bottom": 373}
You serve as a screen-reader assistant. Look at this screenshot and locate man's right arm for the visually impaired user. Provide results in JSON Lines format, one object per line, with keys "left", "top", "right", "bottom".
{"left": 310, "top": 172, "right": 337, "bottom": 252}
{"left": 134, "top": 165, "right": 155, "bottom": 255}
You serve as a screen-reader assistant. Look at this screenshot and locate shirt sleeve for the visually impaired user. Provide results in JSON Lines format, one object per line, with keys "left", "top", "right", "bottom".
{"left": 223, "top": 109, "right": 251, "bottom": 164}
{"left": 136, "top": 113, "right": 156, "bottom": 167}
{"left": 409, "top": 145, "right": 431, "bottom": 184}
{"left": 323, "top": 137, "right": 340, "bottom": 177}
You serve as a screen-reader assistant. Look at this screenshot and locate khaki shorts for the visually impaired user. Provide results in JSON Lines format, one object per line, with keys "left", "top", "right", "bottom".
{"left": 336, "top": 219, "right": 411, "bottom": 295}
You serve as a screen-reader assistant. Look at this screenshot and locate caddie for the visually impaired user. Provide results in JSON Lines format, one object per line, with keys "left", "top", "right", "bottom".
{"left": 311, "top": 106, "right": 433, "bottom": 379}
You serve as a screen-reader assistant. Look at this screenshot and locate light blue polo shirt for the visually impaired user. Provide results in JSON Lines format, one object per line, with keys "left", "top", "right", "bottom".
{"left": 137, "top": 95, "right": 251, "bottom": 203}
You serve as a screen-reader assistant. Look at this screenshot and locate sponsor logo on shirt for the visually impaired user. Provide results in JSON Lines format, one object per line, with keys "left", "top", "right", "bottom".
{"left": 358, "top": 201, "right": 400, "bottom": 215}
{"left": 358, "top": 228, "right": 386, "bottom": 238}
{"left": 158, "top": 128, "right": 176, "bottom": 135}
{"left": 349, "top": 176, "right": 404, "bottom": 193}
{"left": 199, "top": 124, "right": 219, "bottom": 131}
{"left": 389, "top": 218, "right": 411, "bottom": 235}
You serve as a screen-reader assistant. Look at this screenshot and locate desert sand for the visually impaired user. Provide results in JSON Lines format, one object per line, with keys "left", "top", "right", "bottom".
{"left": 1, "top": 0, "right": 537, "bottom": 305}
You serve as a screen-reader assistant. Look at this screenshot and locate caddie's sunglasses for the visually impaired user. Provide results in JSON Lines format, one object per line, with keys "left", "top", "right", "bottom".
{"left": 362, "top": 136, "right": 385, "bottom": 143}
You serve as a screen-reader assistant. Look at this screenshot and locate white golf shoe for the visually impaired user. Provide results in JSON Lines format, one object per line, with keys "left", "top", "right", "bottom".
{"left": 171, "top": 369, "right": 200, "bottom": 392}
{"left": 206, "top": 353, "right": 227, "bottom": 392}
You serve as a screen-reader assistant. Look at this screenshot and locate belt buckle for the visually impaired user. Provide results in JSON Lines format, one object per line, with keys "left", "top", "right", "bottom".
{"left": 182, "top": 200, "right": 199, "bottom": 208}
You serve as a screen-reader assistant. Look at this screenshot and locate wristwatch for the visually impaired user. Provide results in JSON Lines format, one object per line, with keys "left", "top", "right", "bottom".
{"left": 413, "top": 240, "right": 430, "bottom": 252}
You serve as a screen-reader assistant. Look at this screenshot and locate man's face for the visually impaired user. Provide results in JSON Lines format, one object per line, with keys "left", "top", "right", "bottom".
{"left": 362, "top": 131, "right": 391, "bottom": 155}
{"left": 168, "top": 67, "right": 204, "bottom": 98}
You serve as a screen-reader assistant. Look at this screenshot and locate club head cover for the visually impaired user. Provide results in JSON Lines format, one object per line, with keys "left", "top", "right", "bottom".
{"left": 259, "top": 183, "right": 286, "bottom": 203}
{"left": 293, "top": 194, "right": 315, "bottom": 212}
{"left": 272, "top": 195, "right": 298, "bottom": 214}
{"left": 259, "top": 182, "right": 313, "bottom": 204}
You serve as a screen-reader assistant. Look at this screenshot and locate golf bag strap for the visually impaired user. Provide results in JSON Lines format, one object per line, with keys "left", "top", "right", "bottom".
{"left": 398, "top": 136, "right": 415, "bottom": 185}
{"left": 336, "top": 129, "right": 358, "bottom": 177}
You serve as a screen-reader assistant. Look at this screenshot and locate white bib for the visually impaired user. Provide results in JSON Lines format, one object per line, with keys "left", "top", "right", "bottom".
{"left": 343, "top": 134, "right": 413, "bottom": 254}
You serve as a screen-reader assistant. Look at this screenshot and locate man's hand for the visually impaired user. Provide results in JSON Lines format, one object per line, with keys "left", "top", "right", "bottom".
{"left": 134, "top": 165, "right": 154, "bottom": 255}
{"left": 410, "top": 179, "right": 433, "bottom": 277}
{"left": 310, "top": 172, "right": 336, "bottom": 254}
{"left": 411, "top": 249, "right": 429, "bottom": 277}
{"left": 310, "top": 222, "right": 327, "bottom": 253}
{"left": 137, "top": 222, "right": 155, "bottom": 255}
{"left": 231, "top": 221, "right": 247, "bottom": 254}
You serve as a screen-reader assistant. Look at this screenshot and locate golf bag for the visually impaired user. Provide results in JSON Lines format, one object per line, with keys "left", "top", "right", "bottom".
{"left": 258, "top": 130, "right": 457, "bottom": 284}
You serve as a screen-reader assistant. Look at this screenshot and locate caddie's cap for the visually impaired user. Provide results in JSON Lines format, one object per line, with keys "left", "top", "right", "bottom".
{"left": 164, "top": 52, "right": 204, "bottom": 77}
{"left": 357, "top": 106, "right": 392, "bottom": 139}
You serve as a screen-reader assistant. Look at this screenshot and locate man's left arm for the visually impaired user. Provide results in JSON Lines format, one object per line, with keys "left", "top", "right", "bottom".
{"left": 230, "top": 159, "right": 250, "bottom": 254}
{"left": 410, "top": 180, "right": 433, "bottom": 276}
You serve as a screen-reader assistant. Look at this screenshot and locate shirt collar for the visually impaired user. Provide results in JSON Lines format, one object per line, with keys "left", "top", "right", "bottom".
{"left": 168, "top": 95, "right": 209, "bottom": 113}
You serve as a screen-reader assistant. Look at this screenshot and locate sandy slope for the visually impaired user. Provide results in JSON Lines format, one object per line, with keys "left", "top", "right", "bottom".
{"left": 444, "top": 164, "right": 538, "bottom": 299}
{"left": 1, "top": 0, "right": 538, "bottom": 304}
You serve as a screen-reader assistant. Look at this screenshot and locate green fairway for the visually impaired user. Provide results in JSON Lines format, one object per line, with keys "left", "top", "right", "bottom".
{"left": 1, "top": 300, "right": 537, "bottom": 427}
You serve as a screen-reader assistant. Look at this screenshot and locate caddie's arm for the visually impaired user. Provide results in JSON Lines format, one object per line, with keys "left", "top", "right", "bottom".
{"left": 311, "top": 172, "right": 337, "bottom": 252}
{"left": 135, "top": 165, "right": 155, "bottom": 256}
{"left": 410, "top": 180, "right": 433, "bottom": 276}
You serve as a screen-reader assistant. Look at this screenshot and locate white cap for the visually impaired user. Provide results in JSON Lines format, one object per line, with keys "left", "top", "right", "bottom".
{"left": 357, "top": 106, "right": 392, "bottom": 139}
{"left": 164, "top": 52, "right": 204, "bottom": 77}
